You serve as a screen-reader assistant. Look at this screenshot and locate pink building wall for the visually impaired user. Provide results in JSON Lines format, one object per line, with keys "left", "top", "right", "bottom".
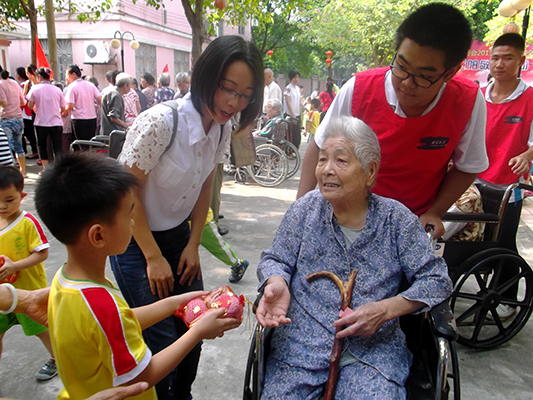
{"left": 7, "top": 0, "right": 250, "bottom": 88}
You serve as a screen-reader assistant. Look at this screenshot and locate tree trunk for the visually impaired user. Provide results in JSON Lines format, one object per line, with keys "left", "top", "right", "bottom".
{"left": 44, "top": 0, "right": 59, "bottom": 79}
{"left": 181, "top": 0, "right": 204, "bottom": 69}
{"left": 21, "top": 0, "right": 38, "bottom": 66}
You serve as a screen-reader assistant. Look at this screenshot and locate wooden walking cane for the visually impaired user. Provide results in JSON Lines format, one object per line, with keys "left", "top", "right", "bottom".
{"left": 306, "top": 269, "right": 358, "bottom": 400}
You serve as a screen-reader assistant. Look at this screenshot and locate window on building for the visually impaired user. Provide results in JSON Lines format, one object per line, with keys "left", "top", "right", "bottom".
{"left": 174, "top": 50, "right": 190, "bottom": 77}
{"left": 218, "top": 19, "right": 224, "bottom": 37}
{"left": 135, "top": 43, "right": 157, "bottom": 82}
{"left": 39, "top": 39, "right": 73, "bottom": 82}
{"left": 238, "top": 25, "right": 245, "bottom": 35}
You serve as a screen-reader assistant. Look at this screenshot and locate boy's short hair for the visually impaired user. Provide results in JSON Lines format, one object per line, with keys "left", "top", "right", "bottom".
{"left": 493, "top": 33, "right": 525, "bottom": 54}
{"left": 0, "top": 165, "right": 23, "bottom": 191}
{"left": 35, "top": 153, "right": 138, "bottom": 245}
{"left": 394, "top": 3, "right": 472, "bottom": 70}
{"left": 311, "top": 98, "right": 321, "bottom": 109}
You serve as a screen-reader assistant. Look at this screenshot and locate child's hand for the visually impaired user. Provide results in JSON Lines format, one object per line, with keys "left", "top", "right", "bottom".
{"left": 0, "top": 256, "right": 18, "bottom": 281}
{"left": 190, "top": 308, "right": 241, "bottom": 340}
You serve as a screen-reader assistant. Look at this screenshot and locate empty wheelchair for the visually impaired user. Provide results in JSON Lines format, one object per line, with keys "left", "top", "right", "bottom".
{"left": 244, "top": 298, "right": 460, "bottom": 400}
{"left": 441, "top": 182, "right": 533, "bottom": 350}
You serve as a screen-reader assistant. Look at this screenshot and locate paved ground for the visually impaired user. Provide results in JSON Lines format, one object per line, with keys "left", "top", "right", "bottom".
{"left": 1, "top": 142, "right": 532, "bottom": 399}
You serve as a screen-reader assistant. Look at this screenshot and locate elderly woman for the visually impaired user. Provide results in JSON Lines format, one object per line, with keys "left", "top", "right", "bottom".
{"left": 257, "top": 98, "right": 283, "bottom": 139}
{"left": 257, "top": 115, "right": 452, "bottom": 399}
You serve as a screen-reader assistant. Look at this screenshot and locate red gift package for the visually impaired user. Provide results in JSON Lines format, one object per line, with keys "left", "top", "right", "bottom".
{"left": 175, "top": 286, "right": 245, "bottom": 328}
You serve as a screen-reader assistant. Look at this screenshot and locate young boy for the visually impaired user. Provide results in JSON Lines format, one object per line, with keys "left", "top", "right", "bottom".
{"left": 35, "top": 153, "right": 240, "bottom": 400}
{"left": 0, "top": 165, "right": 56, "bottom": 381}
{"left": 305, "top": 98, "right": 321, "bottom": 143}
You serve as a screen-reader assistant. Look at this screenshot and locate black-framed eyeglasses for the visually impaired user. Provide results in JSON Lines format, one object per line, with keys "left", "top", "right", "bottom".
{"left": 218, "top": 85, "right": 256, "bottom": 104}
{"left": 389, "top": 54, "right": 448, "bottom": 89}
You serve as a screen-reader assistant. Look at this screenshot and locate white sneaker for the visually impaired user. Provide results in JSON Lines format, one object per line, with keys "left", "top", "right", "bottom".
{"left": 487, "top": 304, "right": 517, "bottom": 321}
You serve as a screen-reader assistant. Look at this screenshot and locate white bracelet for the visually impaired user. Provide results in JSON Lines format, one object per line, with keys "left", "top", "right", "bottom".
{"left": 0, "top": 283, "right": 18, "bottom": 315}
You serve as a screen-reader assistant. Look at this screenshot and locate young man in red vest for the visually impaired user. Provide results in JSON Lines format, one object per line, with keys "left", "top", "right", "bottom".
{"left": 297, "top": 3, "right": 488, "bottom": 238}
{"left": 476, "top": 33, "right": 533, "bottom": 319}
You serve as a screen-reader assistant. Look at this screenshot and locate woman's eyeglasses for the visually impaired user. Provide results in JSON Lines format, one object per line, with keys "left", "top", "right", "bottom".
{"left": 218, "top": 85, "right": 256, "bottom": 104}
{"left": 389, "top": 54, "right": 448, "bottom": 89}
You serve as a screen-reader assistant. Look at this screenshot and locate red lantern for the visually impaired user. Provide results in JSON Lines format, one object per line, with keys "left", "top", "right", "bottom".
{"left": 267, "top": 50, "right": 273, "bottom": 59}
{"left": 503, "top": 22, "right": 520, "bottom": 34}
{"left": 326, "top": 50, "right": 333, "bottom": 57}
{"left": 215, "top": 0, "right": 228, "bottom": 10}
{"left": 326, "top": 58, "right": 332, "bottom": 67}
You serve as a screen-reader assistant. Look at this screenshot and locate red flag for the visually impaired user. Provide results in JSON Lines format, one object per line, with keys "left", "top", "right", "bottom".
{"left": 35, "top": 37, "right": 53, "bottom": 79}
{"left": 162, "top": 64, "right": 169, "bottom": 73}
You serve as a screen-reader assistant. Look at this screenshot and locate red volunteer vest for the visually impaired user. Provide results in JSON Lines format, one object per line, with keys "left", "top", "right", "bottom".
{"left": 477, "top": 86, "right": 533, "bottom": 185}
{"left": 351, "top": 68, "right": 478, "bottom": 215}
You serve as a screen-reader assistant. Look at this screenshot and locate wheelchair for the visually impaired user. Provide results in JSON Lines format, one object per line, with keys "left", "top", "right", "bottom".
{"left": 247, "top": 119, "right": 301, "bottom": 187}
{"left": 69, "top": 130, "right": 126, "bottom": 159}
{"left": 440, "top": 182, "right": 533, "bottom": 350}
{"left": 243, "top": 298, "right": 460, "bottom": 400}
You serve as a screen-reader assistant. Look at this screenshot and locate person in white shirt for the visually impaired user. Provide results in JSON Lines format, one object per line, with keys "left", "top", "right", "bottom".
{"left": 283, "top": 70, "right": 302, "bottom": 149}
{"left": 110, "top": 35, "right": 264, "bottom": 400}
{"left": 263, "top": 68, "right": 282, "bottom": 114}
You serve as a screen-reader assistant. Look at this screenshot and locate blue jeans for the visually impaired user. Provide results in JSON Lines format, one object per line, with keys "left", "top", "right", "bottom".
{"left": 110, "top": 220, "right": 203, "bottom": 400}
{"left": 0, "top": 117, "right": 24, "bottom": 155}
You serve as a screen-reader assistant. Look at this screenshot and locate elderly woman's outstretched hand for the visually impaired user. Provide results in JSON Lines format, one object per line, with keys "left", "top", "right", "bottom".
{"left": 256, "top": 276, "right": 292, "bottom": 328}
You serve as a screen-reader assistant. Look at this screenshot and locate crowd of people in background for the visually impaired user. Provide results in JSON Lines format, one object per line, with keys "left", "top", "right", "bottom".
{"left": 0, "top": 65, "right": 194, "bottom": 177}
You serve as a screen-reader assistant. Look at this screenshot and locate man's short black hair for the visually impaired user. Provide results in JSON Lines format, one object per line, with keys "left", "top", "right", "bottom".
{"left": 105, "top": 70, "right": 120, "bottom": 86}
{"left": 0, "top": 70, "right": 9, "bottom": 80}
{"left": 394, "top": 3, "right": 472, "bottom": 70}
{"left": 289, "top": 70, "right": 300, "bottom": 81}
{"left": 191, "top": 35, "right": 264, "bottom": 130}
{"left": 0, "top": 165, "right": 24, "bottom": 192}
{"left": 35, "top": 153, "right": 138, "bottom": 245}
{"left": 67, "top": 64, "right": 82, "bottom": 77}
{"left": 493, "top": 33, "right": 525, "bottom": 54}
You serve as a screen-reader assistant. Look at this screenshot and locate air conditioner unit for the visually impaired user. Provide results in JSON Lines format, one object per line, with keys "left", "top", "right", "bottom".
{"left": 84, "top": 41, "right": 110, "bottom": 64}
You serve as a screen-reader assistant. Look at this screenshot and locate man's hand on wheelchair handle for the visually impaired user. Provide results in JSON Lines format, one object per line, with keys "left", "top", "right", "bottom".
{"left": 256, "top": 276, "right": 292, "bottom": 328}
{"left": 419, "top": 212, "right": 445, "bottom": 239}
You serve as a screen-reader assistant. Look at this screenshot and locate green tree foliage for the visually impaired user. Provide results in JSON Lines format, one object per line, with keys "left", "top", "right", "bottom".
{"left": 304, "top": 0, "right": 500, "bottom": 70}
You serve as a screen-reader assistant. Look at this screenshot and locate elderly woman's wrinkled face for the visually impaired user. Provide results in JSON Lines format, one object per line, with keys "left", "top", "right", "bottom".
{"left": 265, "top": 102, "right": 278, "bottom": 119}
{"left": 316, "top": 137, "right": 375, "bottom": 206}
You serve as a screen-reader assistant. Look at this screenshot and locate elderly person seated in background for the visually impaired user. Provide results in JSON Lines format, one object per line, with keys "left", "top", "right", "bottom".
{"left": 256, "top": 115, "right": 452, "bottom": 399}
{"left": 257, "top": 98, "right": 283, "bottom": 139}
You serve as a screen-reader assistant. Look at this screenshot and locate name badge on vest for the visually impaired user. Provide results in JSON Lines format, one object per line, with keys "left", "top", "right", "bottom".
{"left": 504, "top": 115, "right": 523, "bottom": 124}
{"left": 417, "top": 136, "right": 450, "bottom": 150}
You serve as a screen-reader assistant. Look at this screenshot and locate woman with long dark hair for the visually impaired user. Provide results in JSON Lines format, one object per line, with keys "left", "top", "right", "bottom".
{"left": 110, "top": 35, "right": 264, "bottom": 400}
{"left": 16, "top": 66, "right": 38, "bottom": 159}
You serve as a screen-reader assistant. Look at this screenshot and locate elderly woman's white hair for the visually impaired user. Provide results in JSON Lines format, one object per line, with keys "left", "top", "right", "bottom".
{"left": 268, "top": 99, "right": 282, "bottom": 114}
{"left": 115, "top": 73, "right": 132, "bottom": 88}
{"left": 322, "top": 116, "right": 381, "bottom": 173}
{"left": 158, "top": 73, "right": 171, "bottom": 87}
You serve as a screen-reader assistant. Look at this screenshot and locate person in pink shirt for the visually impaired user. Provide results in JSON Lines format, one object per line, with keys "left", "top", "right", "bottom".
{"left": 26, "top": 68, "right": 67, "bottom": 169}
{"left": 64, "top": 65, "right": 102, "bottom": 141}
{"left": 0, "top": 69, "right": 26, "bottom": 176}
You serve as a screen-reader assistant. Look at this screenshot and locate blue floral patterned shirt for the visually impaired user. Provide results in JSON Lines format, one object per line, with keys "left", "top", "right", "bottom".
{"left": 257, "top": 190, "right": 452, "bottom": 385}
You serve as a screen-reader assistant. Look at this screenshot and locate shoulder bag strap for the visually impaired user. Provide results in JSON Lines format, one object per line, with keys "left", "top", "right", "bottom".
{"left": 162, "top": 100, "right": 179, "bottom": 154}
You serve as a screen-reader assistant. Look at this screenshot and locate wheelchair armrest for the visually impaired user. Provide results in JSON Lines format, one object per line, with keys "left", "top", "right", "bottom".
{"left": 70, "top": 140, "right": 108, "bottom": 148}
{"left": 428, "top": 301, "right": 458, "bottom": 342}
{"left": 443, "top": 212, "right": 499, "bottom": 223}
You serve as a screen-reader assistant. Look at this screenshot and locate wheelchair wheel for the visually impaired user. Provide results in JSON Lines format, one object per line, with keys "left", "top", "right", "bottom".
{"left": 450, "top": 248, "right": 533, "bottom": 349}
{"left": 276, "top": 140, "right": 301, "bottom": 178}
{"left": 247, "top": 144, "right": 288, "bottom": 187}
